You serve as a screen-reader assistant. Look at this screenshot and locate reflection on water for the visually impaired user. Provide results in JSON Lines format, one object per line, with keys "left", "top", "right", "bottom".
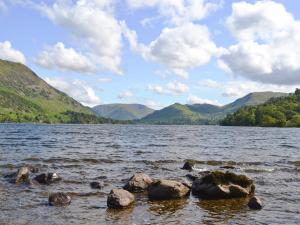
{"left": 0, "top": 124, "right": 300, "bottom": 224}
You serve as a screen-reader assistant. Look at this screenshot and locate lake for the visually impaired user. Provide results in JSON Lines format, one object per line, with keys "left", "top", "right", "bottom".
{"left": 0, "top": 124, "right": 299, "bottom": 224}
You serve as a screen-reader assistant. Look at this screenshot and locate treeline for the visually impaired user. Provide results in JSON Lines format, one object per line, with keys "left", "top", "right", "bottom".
{"left": 220, "top": 89, "right": 300, "bottom": 127}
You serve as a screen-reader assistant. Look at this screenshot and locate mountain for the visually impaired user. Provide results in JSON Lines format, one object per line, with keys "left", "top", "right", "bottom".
{"left": 92, "top": 103, "right": 154, "bottom": 120}
{"left": 140, "top": 92, "right": 288, "bottom": 124}
{"left": 221, "top": 89, "right": 300, "bottom": 127}
{"left": 0, "top": 59, "right": 115, "bottom": 124}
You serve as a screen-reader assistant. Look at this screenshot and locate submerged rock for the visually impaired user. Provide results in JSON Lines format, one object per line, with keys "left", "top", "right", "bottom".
{"left": 90, "top": 181, "right": 104, "bottom": 189}
{"left": 123, "top": 173, "right": 153, "bottom": 192}
{"left": 107, "top": 189, "right": 135, "bottom": 209}
{"left": 220, "top": 165, "right": 236, "bottom": 170}
{"left": 192, "top": 171, "right": 255, "bottom": 199}
{"left": 248, "top": 196, "right": 263, "bottom": 210}
{"left": 49, "top": 192, "right": 71, "bottom": 206}
{"left": 34, "top": 173, "right": 61, "bottom": 185}
{"left": 148, "top": 180, "right": 190, "bottom": 200}
{"left": 15, "top": 167, "right": 30, "bottom": 184}
{"left": 182, "top": 161, "right": 195, "bottom": 170}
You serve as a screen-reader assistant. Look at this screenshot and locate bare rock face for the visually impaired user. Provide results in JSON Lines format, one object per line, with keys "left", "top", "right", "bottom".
{"left": 192, "top": 171, "right": 255, "bottom": 199}
{"left": 248, "top": 196, "right": 263, "bottom": 210}
{"left": 34, "top": 173, "right": 61, "bottom": 185}
{"left": 148, "top": 180, "right": 190, "bottom": 200}
{"left": 15, "top": 167, "right": 30, "bottom": 184}
{"left": 124, "top": 173, "right": 153, "bottom": 192}
{"left": 107, "top": 189, "right": 135, "bottom": 209}
{"left": 49, "top": 192, "right": 71, "bottom": 206}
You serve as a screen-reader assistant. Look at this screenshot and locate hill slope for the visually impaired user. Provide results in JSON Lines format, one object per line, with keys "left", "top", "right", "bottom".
{"left": 221, "top": 89, "right": 300, "bottom": 127}
{"left": 0, "top": 59, "right": 113, "bottom": 123}
{"left": 92, "top": 103, "right": 154, "bottom": 120}
{"left": 140, "top": 92, "right": 288, "bottom": 124}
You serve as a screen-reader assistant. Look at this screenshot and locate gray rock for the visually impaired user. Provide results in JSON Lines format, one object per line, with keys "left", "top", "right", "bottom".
{"left": 148, "top": 180, "right": 190, "bottom": 200}
{"left": 107, "top": 189, "right": 135, "bottom": 208}
{"left": 34, "top": 173, "right": 61, "bottom": 184}
{"left": 15, "top": 167, "right": 30, "bottom": 184}
{"left": 124, "top": 173, "right": 153, "bottom": 192}
{"left": 49, "top": 192, "right": 71, "bottom": 206}
{"left": 248, "top": 196, "right": 263, "bottom": 210}
{"left": 90, "top": 181, "right": 104, "bottom": 189}
{"left": 182, "top": 161, "right": 195, "bottom": 170}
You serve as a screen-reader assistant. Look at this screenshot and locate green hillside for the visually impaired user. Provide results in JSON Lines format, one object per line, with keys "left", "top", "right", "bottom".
{"left": 140, "top": 92, "right": 288, "bottom": 125}
{"left": 92, "top": 103, "right": 154, "bottom": 120}
{"left": 221, "top": 89, "right": 300, "bottom": 127}
{"left": 0, "top": 59, "right": 114, "bottom": 124}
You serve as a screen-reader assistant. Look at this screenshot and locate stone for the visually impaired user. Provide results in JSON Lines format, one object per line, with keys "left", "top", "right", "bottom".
{"left": 49, "top": 192, "right": 71, "bottom": 206}
{"left": 107, "top": 189, "right": 135, "bottom": 208}
{"left": 123, "top": 173, "right": 153, "bottom": 192}
{"left": 15, "top": 167, "right": 30, "bottom": 184}
{"left": 182, "top": 161, "right": 195, "bottom": 170}
{"left": 148, "top": 180, "right": 190, "bottom": 200}
{"left": 90, "top": 181, "right": 104, "bottom": 189}
{"left": 34, "top": 173, "right": 61, "bottom": 184}
{"left": 220, "top": 165, "right": 236, "bottom": 169}
{"left": 248, "top": 196, "right": 263, "bottom": 210}
{"left": 192, "top": 171, "right": 255, "bottom": 199}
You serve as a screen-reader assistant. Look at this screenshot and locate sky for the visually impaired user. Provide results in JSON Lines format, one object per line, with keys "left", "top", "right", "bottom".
{"left": 0, "top": 0, "right": 300, "bottom": 109}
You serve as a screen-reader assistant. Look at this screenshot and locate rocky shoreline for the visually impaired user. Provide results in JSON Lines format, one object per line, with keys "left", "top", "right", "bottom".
{"left": 4, "top": 162, "right": 264, "bottom": 211}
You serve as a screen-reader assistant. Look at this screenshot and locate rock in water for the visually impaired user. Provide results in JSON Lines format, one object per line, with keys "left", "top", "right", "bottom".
{"left": 15, "top": 167, "right": 30, "bottom": 184}
{"left": 192, "top": 171, "right": 255, "bottom": 199}
{"left": 107, "top": 189, "right": 135, "bottom": 208}
{"left": 49, "top": 192, "right": 71, "bottom": 206}
{"left": 34, "top": 173, "right": 61, "bottom": 184}
{"left": 148, "top": 180, "right": 190, "bottom": 200}
{"left": 248, "top": 196, "right": 263, "bottom": 210}
{"left": 90, "top": 181, "right": 104, "bottom": 189}
{"left": 123, "top": 173, "right": 153, "bottom": 192}
{"left": 182, "top": 161, "right": 195, "bottom": 170}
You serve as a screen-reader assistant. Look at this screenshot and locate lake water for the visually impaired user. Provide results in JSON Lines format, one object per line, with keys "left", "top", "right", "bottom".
{"left": 0, "top": 124, "right": 299, "bottom": 225}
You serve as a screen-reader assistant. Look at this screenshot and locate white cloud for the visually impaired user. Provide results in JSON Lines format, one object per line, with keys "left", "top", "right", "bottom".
{"left": 187, "top": 95, "right": 220, "bottom": 105}
{"left": 0, "top": 0, "right": 7, "bottom": 11}
{"left": 219, "top": 1, "right": 300, "bottom": 85}
{"left": 0, "top": 41, "right": 26, "bottom": 64}
{"left": 123, "top": 22, "right": 218, "bottom": 78}
{"left": 118, "top": 90, "right": 133, "bottom": 99}
{"left": 199, "top": 79, "right": 220, "bottom": 88}
{"left": 36, "top": 42, "right": 95, "bottom": 73}
{"left": 37, "top": 0, "right": 123, "bottom": 74}
{"left": 148, "top": 81, "right": 189, "bottom": 95}
{"left": 126, "top": 0, "right": 222, "bottom": 25}
{"left": 44, "top": 77, "right": 101, "bottom": 107}
{"left": 98, "top": 77, "right": 112, "bottom": 83}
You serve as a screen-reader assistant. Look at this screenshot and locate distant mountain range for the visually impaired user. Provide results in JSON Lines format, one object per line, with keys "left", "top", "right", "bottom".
{"left": 92, "top": 104, "right": 154, "bottom": 121}
{"left": 0, "top": 59, "right": 118, "bottom": 124}
{"left": 139, "top": 92, "right": 288, "bottom": 124}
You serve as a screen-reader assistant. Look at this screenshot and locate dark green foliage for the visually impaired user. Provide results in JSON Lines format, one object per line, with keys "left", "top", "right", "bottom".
{"left": 221, "top": 89, "right": 300, "bottom": 127}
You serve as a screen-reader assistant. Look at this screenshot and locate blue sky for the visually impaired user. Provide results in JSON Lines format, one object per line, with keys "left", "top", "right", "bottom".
{"left": 0, "top": 0, "right": 300, "bottom": 109}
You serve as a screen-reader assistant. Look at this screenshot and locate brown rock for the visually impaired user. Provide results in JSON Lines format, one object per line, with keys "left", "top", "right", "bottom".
{"left": 15, "top": 167, "right": 30, "bottom": 184}
{"left": 49, "top": 192, "right": 71, "bottom": 206}
{"left": 124, "top": 173, "right": 153, "bottom": 192}
{"left": 107, "top": 189, "right": 135, "bottom": 208}
{"left": 248, "top": 196, "right": 263, "bottom": 210}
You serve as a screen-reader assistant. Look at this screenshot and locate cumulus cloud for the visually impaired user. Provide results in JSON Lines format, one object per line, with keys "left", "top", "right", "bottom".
{"left": 219, "top": 1, "right": 300, "bottom": 85}
{"left": 187, "top": 95, "right": 220, "bottom": 105}
{"left": 199, "top": 79, "right": 220, "bottom": 88}
{"left": 44, "top": 77, "right": 101, "bottom": 107}
{"left": 0, "top": 41, "right": 26, "bottom": 64}
{"left": 118, "top": 90, "right": 133, "bottom": 99}
{"left": 148, "top": 81, "right": 189, "bottom": 95}
{"left": 126, "top": 0, "right": 222, "bottom": 25}
{"left": 36, "top": 42, "right": 95, "bottom": 73}
{"left": 123, "top": 22, "right": 218, "bottom": 78}
{"left": 37, "top": 0, "right": 123, "bottom": 74}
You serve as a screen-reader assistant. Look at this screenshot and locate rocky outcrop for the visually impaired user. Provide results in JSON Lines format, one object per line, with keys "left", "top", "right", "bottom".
{"left": 34, "top": 173, "right": 61, "bottom": 185}
{"left": 148, "top": 180, "right": 190, "bottom": 200}
{"left": 123, "top": 173, "right": 153, "bottom": 192}
{"left": 192, "top": 171, "right": 255, "bottom": 199}
{"left": 49, "top": 192, "right": 71, "bottom": 206}
{"left": 107, "top": 189, "right": 135, "bottom": 208}
{"left": 248, "top": 196, "right": 263, "bottom": 210}
{"left": 15, "top": 167, "right": 30, "bottom": 184}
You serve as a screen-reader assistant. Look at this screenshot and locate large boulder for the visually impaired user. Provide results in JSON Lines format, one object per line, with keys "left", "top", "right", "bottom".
{"left": 34, "top": 173, "right": 61, "bottom": 185}
{"left": 123, "top": 173, "right": 153, "bottom": 192}
{"left": 248, "top": 196, "right": 263, "bottom": 210}
{"left": 192, "top": 171, "right": 255, "bottom": 199}
{"left": 107, "top": 189, "right": 135, "bottom": 208}
{"left": 148, "top": 180, "right": 190, "bottom": 200}
{"left": 15, "top": 167, "right": 30, "bottom": 184}
{"left": 49, "top": 192, "right": 71, "bottom": 206}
